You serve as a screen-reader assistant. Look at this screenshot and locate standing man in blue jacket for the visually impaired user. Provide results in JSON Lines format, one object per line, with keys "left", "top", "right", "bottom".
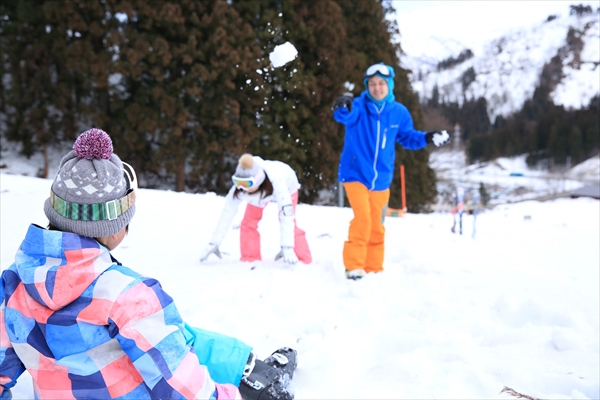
{"left": 332, "top": 62, "right": 450, "bottom": 280}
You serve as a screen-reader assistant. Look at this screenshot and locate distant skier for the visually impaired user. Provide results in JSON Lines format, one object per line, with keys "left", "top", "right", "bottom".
{"left": 471, "top": 190, "right": 481, "bottom": 238}
{"left": 199, "top": 153, "right": 312, "bottom": 264}
{"left": 332, "top": 62, "right": 451, "bottom": 280}
{"left": 451, "top": 186, "right": 465, "bottom": 234}
{"left": 0, "top": 129, "right": 298, "bottom": 400}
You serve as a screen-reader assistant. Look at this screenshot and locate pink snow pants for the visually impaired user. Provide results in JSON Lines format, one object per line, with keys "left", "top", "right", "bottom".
{"left": 240, "top": 191, "right": 312, "bottom": 263}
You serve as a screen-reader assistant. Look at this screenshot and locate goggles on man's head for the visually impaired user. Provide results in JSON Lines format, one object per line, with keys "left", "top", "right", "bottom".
{"left": 365, "top": 63, "right": 391, "bottom": 78}
{"left": 232, "top": 169, "right": 265, "bottom": 191}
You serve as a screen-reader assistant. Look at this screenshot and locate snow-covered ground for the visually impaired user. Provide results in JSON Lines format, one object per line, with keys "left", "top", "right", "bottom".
{"left": 2, "top": 163, "right": 599, "bottom": 399}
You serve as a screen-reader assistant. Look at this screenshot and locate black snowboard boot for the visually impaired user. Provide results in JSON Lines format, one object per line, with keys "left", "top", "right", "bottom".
{"left": 239, "top": 348, "right": 297, "bottom": 400}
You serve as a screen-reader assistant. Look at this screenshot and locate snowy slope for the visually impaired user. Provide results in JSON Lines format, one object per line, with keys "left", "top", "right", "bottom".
{"left": 567, "top": 154, "right": 600, "bottom": 182}
{"left": 400, "top": 35, "right": 469, "bottom": 74}
{"left": 408, "top": 12, "right": 600, "bottom": 120}
{"left": 553, "top": 15, "right": 600, "bottom": 108}
{"left": 1, "top": 170, "right": 599, "bottom": 400}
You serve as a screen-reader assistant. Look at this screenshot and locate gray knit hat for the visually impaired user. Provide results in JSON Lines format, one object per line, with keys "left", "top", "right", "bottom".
{"left": 44, "top": 128, "right": 136, "bottom": 238}
{"left": 232, "top": 154, "right": 265, "bottom": 190}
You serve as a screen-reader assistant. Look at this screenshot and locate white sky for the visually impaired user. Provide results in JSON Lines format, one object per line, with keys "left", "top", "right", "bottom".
{"left": 393, "top": 0, "right": 600, "bottom": 56}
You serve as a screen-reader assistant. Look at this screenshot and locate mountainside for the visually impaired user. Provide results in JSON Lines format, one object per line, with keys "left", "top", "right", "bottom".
{"left": 405, "top": 10, "right": 599, "bottom": 121}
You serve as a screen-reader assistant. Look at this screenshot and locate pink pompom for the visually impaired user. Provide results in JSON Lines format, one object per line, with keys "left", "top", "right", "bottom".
{"left": 73, "top": 128, "right": 113, "bottom": 160}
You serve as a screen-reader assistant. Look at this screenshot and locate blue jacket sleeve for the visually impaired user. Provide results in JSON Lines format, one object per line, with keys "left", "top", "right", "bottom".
{"left": 183, "top": 323, "right": 252, "bottom": 386}
{"left": 333, "top": 104, "right": 361, "bottom": 127}
{"left": 395, "top": 106, "right": 428, "bottom": 150}
{"left": 0, "top": 274, "right": 26, "bottom": 400}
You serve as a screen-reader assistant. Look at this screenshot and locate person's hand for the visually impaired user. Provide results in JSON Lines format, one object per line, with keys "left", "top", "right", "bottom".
{"left": 275, "top": 247, "right": 298, "bottom": 264}
{"left": 426, "top": 130, "right": 450, "bottom": 147}
{"left": 199, "top": 243, "right": 222, "bottom": 262}
{"left": 331, "top": 95, "right": 353, "bottom": 112}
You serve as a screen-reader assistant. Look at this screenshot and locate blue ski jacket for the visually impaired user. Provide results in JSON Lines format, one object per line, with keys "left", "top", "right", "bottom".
{"left": 334, "top": 91, "right": 428, "bottom": 191}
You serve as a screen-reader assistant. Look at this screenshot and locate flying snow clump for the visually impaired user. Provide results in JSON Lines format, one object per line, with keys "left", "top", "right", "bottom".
{"left": 269, "top": 42, "right": 298, "bottom": 68}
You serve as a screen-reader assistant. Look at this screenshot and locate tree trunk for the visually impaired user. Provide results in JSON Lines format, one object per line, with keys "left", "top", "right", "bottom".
{"left": 40, "top": 144, "right": 49, "bottom": 179}
{"left": 175, "top": 159, "right": 186, "bottom": 192}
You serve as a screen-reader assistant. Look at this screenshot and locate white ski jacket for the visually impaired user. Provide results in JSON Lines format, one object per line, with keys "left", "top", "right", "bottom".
{"left": 210, "top": 157, "right": 301, "bottom": 248}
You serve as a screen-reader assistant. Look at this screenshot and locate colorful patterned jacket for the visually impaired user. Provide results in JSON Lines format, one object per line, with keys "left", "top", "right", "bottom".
{"left": 0, "top": 224, "right": 241, "bottom": 399}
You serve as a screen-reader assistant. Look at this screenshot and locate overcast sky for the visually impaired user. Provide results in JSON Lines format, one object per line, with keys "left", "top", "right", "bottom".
{"left": 392, "top": 0, "right": 600, "bottom": 56}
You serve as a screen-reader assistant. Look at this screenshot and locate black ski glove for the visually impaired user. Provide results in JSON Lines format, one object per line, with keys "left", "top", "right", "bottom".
{"left": 331, "top": 95, "right": 353, "bottom": 112}
{"left": 425, "top": 130, "right": 450, "bottom": 147}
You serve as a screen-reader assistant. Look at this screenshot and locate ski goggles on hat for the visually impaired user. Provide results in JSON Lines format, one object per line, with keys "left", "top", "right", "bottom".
{"left": 232, "top": 169, "right": 265, "bottom": 191}
{"left": 49, "top": 162, "right": 138, "bottom": 221}
{"left": 122, "top": 161, "right": 138, "bottom": 191}
{"left": 365, "top": 63, "right": 391, "bottom": 78}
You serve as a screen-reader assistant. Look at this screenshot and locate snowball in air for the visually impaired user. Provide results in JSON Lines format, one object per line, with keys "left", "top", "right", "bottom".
{"left": 269, "top": 42, "right": 298, "bottom": 68}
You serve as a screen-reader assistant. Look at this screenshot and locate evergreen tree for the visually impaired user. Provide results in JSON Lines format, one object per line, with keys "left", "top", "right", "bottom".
{"left": 233, "top": 0, "right": 353, "bottom": 203}
{"left": 568, "top": 126, "right": 584, "bottom": 164}
{"left": 479, "top": 182, "right": 490, "bottom": 206}
{"left": 1, "top": 0, "right": 117, "bottom": 177}
{"left": 112, "top": 0, "right": 263, "bottom": 192}
{"left": 464, "top": 74, "right": 599, "bottom": 168}
{"left": 1, "top": 0, "right": 58, "bottom": 170}
{"left": 2, "top": 0, "right": 500, "bottom": 212}
{"left": 184, "top": 0, "right": 265, "bottom": 193}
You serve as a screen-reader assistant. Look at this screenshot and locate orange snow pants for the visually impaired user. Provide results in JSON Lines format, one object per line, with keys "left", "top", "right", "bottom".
{"left": 343, "top": 182, "right": 390, "bottom": 273}
{"left": 240, "top": 191, "right": 312, "bottom": 263}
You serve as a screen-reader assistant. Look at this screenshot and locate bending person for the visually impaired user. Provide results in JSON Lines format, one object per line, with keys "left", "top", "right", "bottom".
{"left": 199, "top": 154, "right": 312, "bottom": 265}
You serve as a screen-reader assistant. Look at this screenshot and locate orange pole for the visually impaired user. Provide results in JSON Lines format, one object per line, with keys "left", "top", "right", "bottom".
{"left": 400, "top": 164, "right": 406, "bottom": 212}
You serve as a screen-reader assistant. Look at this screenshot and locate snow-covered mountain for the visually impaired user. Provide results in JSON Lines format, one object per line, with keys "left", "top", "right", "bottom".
{"left": 399, "top": 35, "right": 470, "bottom": 73}
{"left": 403, "top": 10, "right": 600, "bottom": 121}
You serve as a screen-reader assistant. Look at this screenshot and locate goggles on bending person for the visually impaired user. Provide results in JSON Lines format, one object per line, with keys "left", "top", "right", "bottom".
{"left": 232, "top": 169, "right": 265, "bottom": 191}
{"left": 365, "top": 63, "right": 391, "bottom": 78}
